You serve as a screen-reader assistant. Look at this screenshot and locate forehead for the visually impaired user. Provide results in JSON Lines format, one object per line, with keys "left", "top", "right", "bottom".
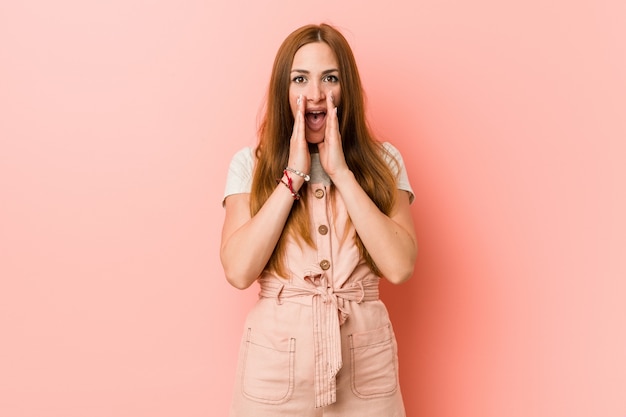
{"left": 291, "top": 42, "right": 338, "bottom": 70}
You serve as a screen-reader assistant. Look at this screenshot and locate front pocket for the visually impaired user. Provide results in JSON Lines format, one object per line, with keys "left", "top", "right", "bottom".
{"left": 349, "top": 324, "right": 398, "bottom": 399}
{"left": 242, "top": 328, "right": 296, "bottom": 404}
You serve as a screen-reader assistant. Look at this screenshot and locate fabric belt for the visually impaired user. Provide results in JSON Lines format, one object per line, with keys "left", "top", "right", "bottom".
{"left": 258, "top": 274, "right": 380, "bottom": 408}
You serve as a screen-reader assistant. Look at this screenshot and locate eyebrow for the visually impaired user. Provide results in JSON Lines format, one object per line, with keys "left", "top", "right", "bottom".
{"left": 290, "top": 68, "right": 339, "bottom": 74}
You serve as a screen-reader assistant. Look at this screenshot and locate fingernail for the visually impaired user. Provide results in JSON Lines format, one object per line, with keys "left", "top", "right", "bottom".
{"left": 297, "top": 95, "right": 302, "bottom": 105}
{"left": 329, "top": 91, "right": 334, "bottom": 102}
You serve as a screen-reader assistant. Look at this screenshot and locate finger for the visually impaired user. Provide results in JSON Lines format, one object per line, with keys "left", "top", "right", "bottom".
{"left": 292, "top": 94, "right": 304, "bottom": 141}
{"left": 299, "top": 93, "right": 306, "bottom": 114}
{"left": 325, "top": 91, "right": 338, "bottom": 141}
{"left": 296, "top": 95, "right": 306, "bottom": 142}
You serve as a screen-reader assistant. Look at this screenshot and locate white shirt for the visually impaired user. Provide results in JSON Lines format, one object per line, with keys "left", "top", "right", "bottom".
{"left": 223, "top": 142, "right": 414, "bottom": 205}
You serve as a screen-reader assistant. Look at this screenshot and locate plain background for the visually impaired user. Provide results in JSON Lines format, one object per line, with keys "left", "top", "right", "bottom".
{"left": 1, "top": 0, "right": 625, "bottom": 416}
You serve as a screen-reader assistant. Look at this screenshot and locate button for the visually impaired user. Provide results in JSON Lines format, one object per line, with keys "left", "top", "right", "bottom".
{"left": 319, "top": 259, "right": 331, "bottom": 270}
{"left": 314, "top": 189, "right": 325, "bottom": 199}
{"left": 318, "top": 225, "right": 328, "bottom": 235}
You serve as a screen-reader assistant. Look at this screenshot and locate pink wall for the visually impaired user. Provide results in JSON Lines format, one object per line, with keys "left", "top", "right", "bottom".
{"left": 1, "top": 1, "right": 624, "bottom": 416}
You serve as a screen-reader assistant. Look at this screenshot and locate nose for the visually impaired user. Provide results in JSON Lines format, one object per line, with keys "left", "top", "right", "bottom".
{"left": 307, "top": 80, "right": 325, "bottom": 103}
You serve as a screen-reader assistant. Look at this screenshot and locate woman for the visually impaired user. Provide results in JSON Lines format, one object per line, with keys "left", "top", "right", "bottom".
{"left": 221, "top": 23, "right": 417, "bottom": 416}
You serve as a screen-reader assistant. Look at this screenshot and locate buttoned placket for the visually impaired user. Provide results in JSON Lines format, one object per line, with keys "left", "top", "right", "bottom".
{"left": 312, "top": 185, "right": 332, "bottom": 275}
{"left": 310, "top": 184, "right": 339, "bottom": 407}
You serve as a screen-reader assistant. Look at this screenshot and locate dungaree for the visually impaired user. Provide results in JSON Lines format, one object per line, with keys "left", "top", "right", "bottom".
{"left": 223, "top": 144, "right": 413, "bottom": 417}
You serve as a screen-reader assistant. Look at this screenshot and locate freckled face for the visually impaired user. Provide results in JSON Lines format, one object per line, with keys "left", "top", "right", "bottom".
{"left": 289, "top": 42, "right": 342, "bottom": 144}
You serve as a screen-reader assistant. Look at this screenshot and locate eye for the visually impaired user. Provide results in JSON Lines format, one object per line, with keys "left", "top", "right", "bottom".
{"left": 292, "top": 75, "right": 306, "bottom": 84}
{"left": 323, "top": 74, "right": 339, "bottom": 83}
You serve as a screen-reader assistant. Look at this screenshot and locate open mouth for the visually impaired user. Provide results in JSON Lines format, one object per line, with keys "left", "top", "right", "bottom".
{"left": 305, "top": 110, "right": 327, "bottom": 131}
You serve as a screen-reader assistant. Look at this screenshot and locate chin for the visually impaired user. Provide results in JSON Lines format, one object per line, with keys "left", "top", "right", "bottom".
{"left": 306, "top": 129, "right": 325, "bottom": 144}
{"left": 306, "top": 137, "right": 325, "bottom": 144}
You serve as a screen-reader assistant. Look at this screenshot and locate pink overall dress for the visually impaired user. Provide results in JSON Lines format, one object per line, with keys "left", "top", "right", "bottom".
{"left": 225, "top": 145, "right": 412, "bottom": 417}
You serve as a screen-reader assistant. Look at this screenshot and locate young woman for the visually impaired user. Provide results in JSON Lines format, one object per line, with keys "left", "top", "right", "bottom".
{"left": 221, "top": 23, "right": 417, "bottom": 416}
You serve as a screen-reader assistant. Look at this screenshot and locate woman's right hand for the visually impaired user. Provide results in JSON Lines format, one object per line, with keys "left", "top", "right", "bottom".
{"left": 221, "top": 95, "right": 311, "bottom": 289}
{"left": 287, "top": 94, "right": 310, "bottom": 182}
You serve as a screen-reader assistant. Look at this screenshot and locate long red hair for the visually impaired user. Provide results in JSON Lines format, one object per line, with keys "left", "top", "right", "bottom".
{"left": 251, "top": 23, "right": 398, "bottom": 276}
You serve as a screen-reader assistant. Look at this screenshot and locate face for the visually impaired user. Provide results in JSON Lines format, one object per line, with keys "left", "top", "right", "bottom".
{"left": 289, "top": 42, "right": 342, "bottom": 144}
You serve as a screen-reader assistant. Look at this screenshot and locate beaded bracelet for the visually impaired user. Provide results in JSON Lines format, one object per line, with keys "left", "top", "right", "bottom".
{"left": 285, "top": 167, "right": 310, "bottom": 182}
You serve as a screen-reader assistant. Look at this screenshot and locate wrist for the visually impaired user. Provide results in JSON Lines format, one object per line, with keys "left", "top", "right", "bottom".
{"left": 329, "top": 168, "right": 354, "bottom": 187}
{"left": 282, "top": 172, "right": 306, "bottom": 192}
{"left": 276, "top": 169, "right": 305, "bottom": 201}
{"left": 283, "top": 167, "right": 308, "bottom": 191}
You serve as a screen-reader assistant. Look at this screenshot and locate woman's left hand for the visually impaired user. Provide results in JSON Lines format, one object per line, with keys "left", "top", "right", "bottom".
{"left": 318, "top": 91, "right": 350, "bottom": 179}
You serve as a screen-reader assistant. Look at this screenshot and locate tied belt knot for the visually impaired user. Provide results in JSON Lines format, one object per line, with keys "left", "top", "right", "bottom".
{"left": 258, "top": 274, "right": 380, "bottom": 408}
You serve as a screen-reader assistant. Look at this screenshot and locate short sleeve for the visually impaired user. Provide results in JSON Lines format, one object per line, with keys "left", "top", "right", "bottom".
{"left": 382, "top": 142, "right": 415, "bottom": 204}
{"left": 223, "top": 147, "right": 255, "bottom": 206}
